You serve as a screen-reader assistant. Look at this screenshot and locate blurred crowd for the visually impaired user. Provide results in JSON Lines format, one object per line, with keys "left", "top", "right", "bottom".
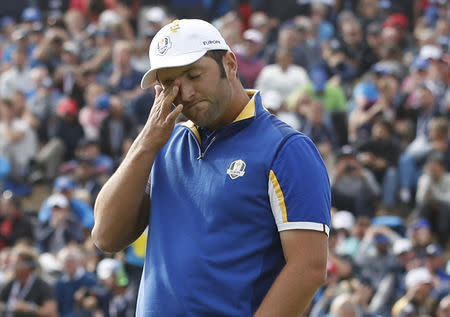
{"left": 0, "top": 0, "right": 449, "bottom": 316}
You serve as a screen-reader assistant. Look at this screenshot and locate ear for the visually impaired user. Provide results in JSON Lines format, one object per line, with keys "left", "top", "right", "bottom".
{"left": 223, "top": 51, "right": 238, "bottom": 79}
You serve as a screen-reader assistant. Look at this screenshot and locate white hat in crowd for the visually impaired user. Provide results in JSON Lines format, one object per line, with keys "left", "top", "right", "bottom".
{"left": 405, "top": 267, "right": 432, "bottom": 289}
{"left": 243, "top": 29, "right": 264, "bottom": 44}
{"left": 145, "top": 6, "right": 168, "bottom": 24}
{"left": 141, "top": 19, "right": 231, "bottom": 89}
{"left": 47, "top": 193, "right": 69, "bottom": 209}
{"left": 332, "top": 210, "right": 355, "bottom": 231}
{"left": 99, "top": 10, "right": 121, "bottom": 28}
{"left": 419, "top": 44, "right": 443, "bottom": 60}
{"left": 262, "top": 90, "right": 283, "bottom": 111}
{"left": 393, "top": 238, "right": 413, "bottom": 256}
{"left": 97, "top": 258, "right": 121, "bottom": 280}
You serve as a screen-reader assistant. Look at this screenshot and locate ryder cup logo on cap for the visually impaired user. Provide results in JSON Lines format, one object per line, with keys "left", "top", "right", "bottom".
{"left": 140, "top": 19, "right": 231, "bottom": 89}
{"left": 156, "top": 36, "right": 172, "bottom": 55}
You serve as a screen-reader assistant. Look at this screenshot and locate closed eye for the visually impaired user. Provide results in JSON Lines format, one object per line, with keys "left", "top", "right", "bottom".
{"left": 188, "top": 73, "right": 201, "bottom": 80}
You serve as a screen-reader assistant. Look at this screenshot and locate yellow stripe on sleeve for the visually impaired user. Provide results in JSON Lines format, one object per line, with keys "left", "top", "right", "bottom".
{"left": 269, "top": 170, "right": 288, "bottom": 222}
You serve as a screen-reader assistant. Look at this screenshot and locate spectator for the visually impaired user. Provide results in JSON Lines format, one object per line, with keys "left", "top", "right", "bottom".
{"left": 0, "top": 245, "right": 58, "bottom": 316}
{"left": 0, "top": 98, "right": 38, "bottom": 183}
{"left": 354, "top": 225, "right": 400, "bottom": 297}
{"left": 256, "top": 47, "right": 310, "bottom": 100}
{"left": 11, "top": 90, "right": 39, "bottom": 132}
{"left": 107, "top": 40, "right": 144, "bottom": 106}
{"left": 263, "top": 25, "right": 311, "bottom": 69}
{"left": 26, "top": 67, "right": 61, "bottom": 139}
{"left": 331, "top": 145, "right": 380, "bottom": 217}
{"left": 392, "top": 267, "right": 434, "bottom": 317}
{"left": 53, "top": 98, "right": 85, "bottom": 161}
{"left": 59, "top": 138, "right": 113, "bottom": 204}
{"left": 75, "top": 257, "right": 133, "bottom": 317}
{"left": 299, "top": 100, "right": 337, "bottom": 170}
{"left": 36, "top": 192, "right": 85, "bottom": 253}
{"left": 0, "top": 48, "right": 33, "bottom": 98}
{"left": 0, "top": 190, "right": 35, "bottom": 250}
{"left": 415, "top": 152, "right": 450, "bottom": 246}
{"left": 130, "top": 29, "right": 155, "bottom": 73}
{"left": 407, "top": 218, "right": 434, "bottom": 260}
{"left": 347, "top": 81, "right": 385, "bottom": 143}
{"left": 54, "top": 245, "right": 98, "bottom": 316}
{"left": 317, "top": 38, "right": 356, "bottom": 84}
{"left": 99, "top": 95, "right": 136, "bottom": 162}
{"left": 54, "top": 40, "right": 85, "bottom": 106}
{"left": 286, "top": 66, "right": 347, "bottom": 116}
{"left": 39, "top": 175, "right": 94, "bottom": 230}
{"left": 33, "top": 26, "right": 69, "bottom": 74}
{"left": 356, "top": 119, "right": 401, "bottom": 208}
{"left": 399, "top": 116, "right": 448, "bottom": 204}
{"left": 424, "top": 244, "right": 450, "bottom": 303}
{"left": 78, "top": 83, "right": 109, "bottom": 140}
{"left": 236, "top": 29, "right": 266, "bottom": 89}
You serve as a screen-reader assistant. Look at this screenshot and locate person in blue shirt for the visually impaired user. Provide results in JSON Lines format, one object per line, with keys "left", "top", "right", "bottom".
{"left": 39, "top": 175, "right": 94, "bottom": 229}
{"left": 93, "top": 19, "right": 331, "bottom": 316}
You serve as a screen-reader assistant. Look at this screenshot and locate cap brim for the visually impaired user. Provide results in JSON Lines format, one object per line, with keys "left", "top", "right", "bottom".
{"left": 141, "top": 50, "right": 208, "bottom": 89}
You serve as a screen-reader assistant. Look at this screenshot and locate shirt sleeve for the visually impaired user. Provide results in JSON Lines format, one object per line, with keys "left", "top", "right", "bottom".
{"left": 268, "top": 134, "right": 331, "bottom": 235}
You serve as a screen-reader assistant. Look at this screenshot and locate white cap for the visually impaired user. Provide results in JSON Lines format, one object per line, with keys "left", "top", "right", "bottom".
{"left": 97, "top": 258, "right": 120, "bottom": 280}
{"left": 393, "top": 238, "right": 413, "bottom": 255}
{"left": 420, "top": 44, "right": 443, "bottom": 60}
{"left": 145, "top": 6, "right": 167, "bottom": 23}
{"left": 243, "top": 29, "right": 264, "bottom": 44}
{"left": 47, "top": 193, "right": 69, "bottom": 209}
{"left": 99, "top": 10, "right": 121, "bottom": 28}
{"left": 39, "top": 253, "right": 61, "bottom": 272}
{"left": 405, "top": 267, "right": 432, "bottom": 289}
{"left": 332, "top": 210, "right": 355, "bottom": 231}
{"left": 62, "top": 41, "right": 79, "bottom": 56}
{"left": 140, "top": 19, "right": 231, "bottom": 89}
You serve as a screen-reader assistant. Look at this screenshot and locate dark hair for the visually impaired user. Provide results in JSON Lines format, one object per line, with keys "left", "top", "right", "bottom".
{"left": 374, "top": 118, "right": 393, "bottom": 134}
{"left": 204, "top": 50, "right": 227, "bottom": 78}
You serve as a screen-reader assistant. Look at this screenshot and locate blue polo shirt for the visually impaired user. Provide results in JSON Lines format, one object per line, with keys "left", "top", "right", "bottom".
{"left": 137, "top": 90, "right": 331, "bottom": 316}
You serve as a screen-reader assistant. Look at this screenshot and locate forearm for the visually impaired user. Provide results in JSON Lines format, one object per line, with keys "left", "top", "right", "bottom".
{"left": 254, "top": 261, "right": 326, "bottom": 317}
{"left": 92, "top": 133, "right": 156, "bottom": 252}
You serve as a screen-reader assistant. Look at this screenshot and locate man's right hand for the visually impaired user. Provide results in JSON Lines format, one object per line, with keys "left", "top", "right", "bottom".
{"left": 141, "top": 84, "right": 183, "bottom": 152}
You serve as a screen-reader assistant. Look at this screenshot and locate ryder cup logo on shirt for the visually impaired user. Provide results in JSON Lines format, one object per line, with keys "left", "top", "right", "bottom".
{"left": 227, "top": 159, "right": 246, "bottom": 179}
{"left": 156, "top": 36, "right": 172, "bottom": 55}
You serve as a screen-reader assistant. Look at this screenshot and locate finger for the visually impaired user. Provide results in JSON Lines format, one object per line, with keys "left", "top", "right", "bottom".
{"left": 154, "top": 85, "right": 163, "bottom": 99}
{"left": 160, "top": 85, "right": 179, "bottom": 116}
{"left": 165, "top": 104, "right": 183, "bottom": 124}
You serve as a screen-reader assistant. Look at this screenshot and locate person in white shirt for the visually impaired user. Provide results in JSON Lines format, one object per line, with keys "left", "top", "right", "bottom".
{"left": 0, "top": 49, "right": 33, "bottom": 99}
{"left": 255, "top": 47, "right": 310, "bottom": 100}
{"left": 0, "top": 99, "right": 38, "bottom": 181}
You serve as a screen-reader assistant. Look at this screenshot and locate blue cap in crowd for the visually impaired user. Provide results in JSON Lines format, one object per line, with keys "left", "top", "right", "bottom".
{"left": 411, "top": 56, "right": 430, "bottom": 70}
{"left": 53, "top": 176, "right": 75, "bottom": 191}
{"left": 352, "top": 82, "right": 379, "bottom": 102}
{"left": 96, "top": 93, "right": 111, "bottom": 110}
{"left": 409, "top": 218, "right": 431, "bottom": 231}
{"left": 1, "top": 16, "right": 15, "bottom": 29}
{"left": 22, "top": 7, "right": 42, "bottom": 22}
{"left": 374, "top": 234, "right": 389, "bottom": 244}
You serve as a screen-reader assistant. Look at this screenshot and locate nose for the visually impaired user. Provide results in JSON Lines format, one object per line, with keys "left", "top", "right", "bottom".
{"left": 175, "top": 79, "right": 196, "bottom": 105}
